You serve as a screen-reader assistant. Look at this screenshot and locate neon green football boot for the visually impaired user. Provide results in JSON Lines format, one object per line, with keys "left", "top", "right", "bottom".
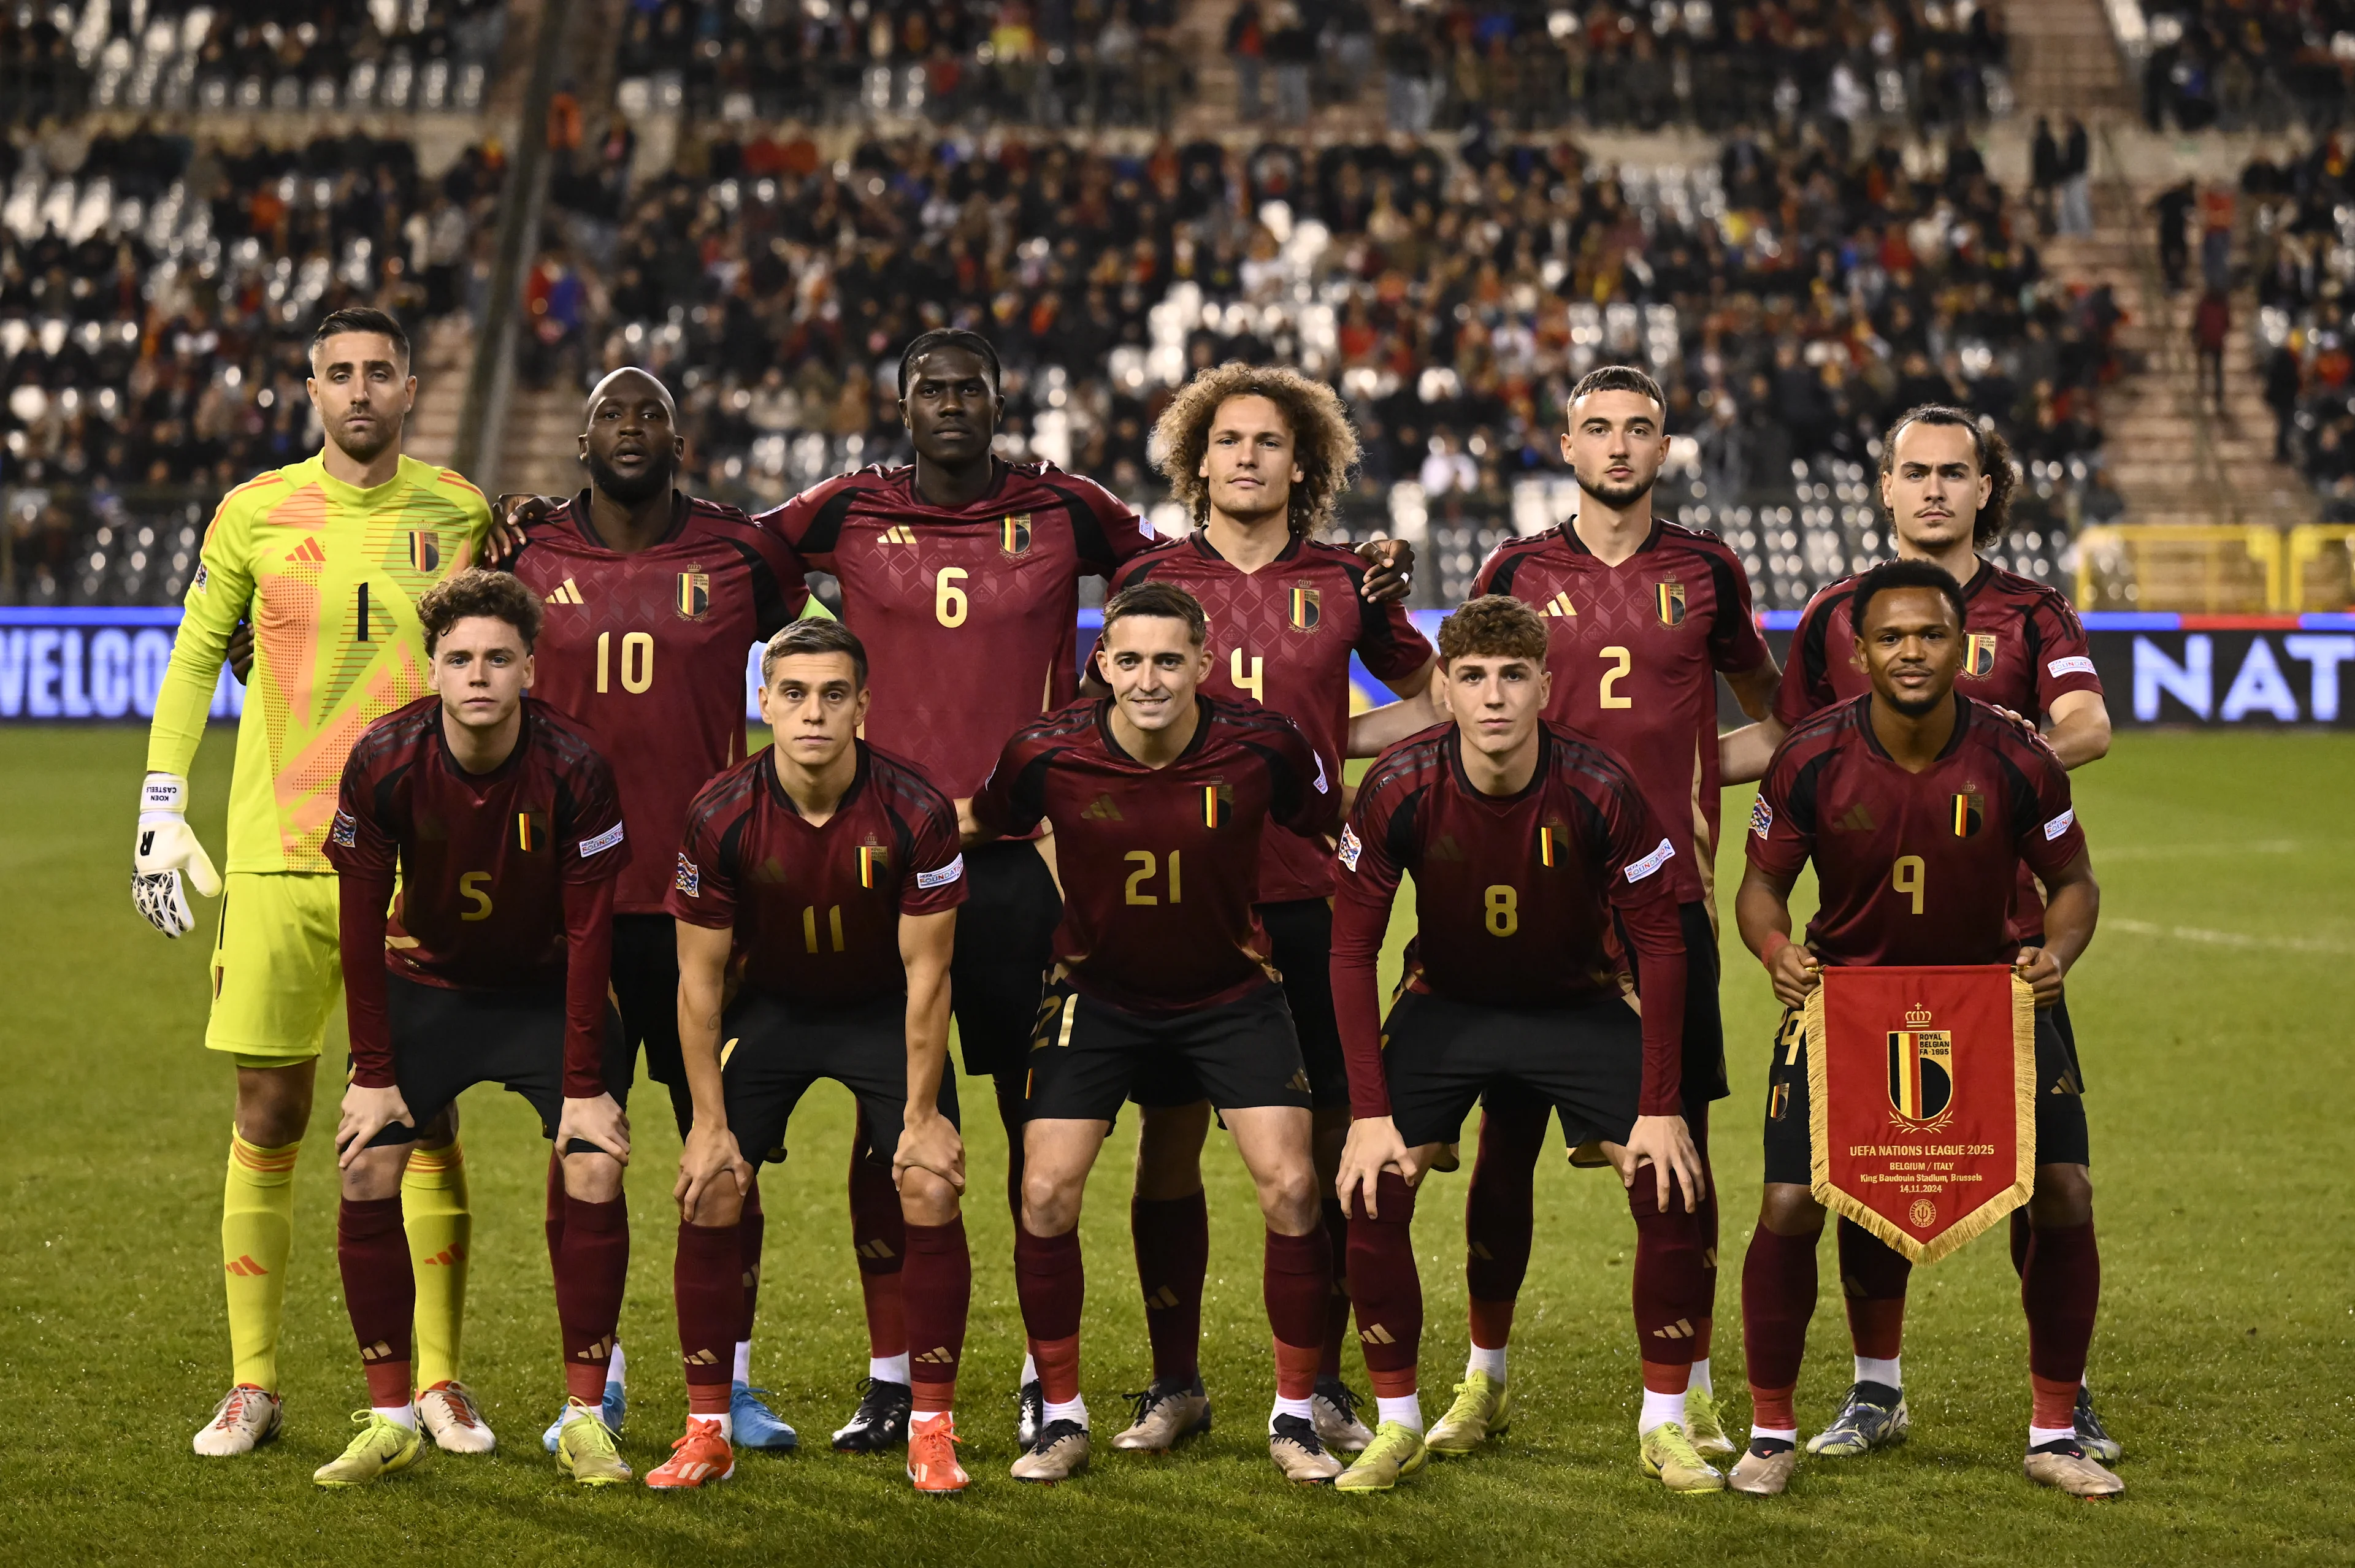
{"left": 313, "top": 1410, "right": 426, "bottom": 1487}
{"left": 1423, "top": 1370, "right": 1510, "bottom": 1455}
{"left": 1334, "top": 1420, "right": 1428, "bottom": 1493}
{"left": 556, "top": 1399, "right": 635, "bottom": 1486}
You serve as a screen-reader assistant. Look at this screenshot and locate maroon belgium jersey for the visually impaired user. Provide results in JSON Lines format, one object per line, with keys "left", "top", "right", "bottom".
{"left": 1474, "top": 518, "right": 1770, "bottom": 905}
{"left": 1106, "top": 531, "right": 1434, "bottom": 903}
{"left": 1771, "top": 558, "right": 2102, "bottom": 935}
{"left": 507, "top": 492, "right": 810, "bottom": 914}
{"left": 1331, "top": 721, "right": 1688, "bottom": 1117}
{"left": 1747, "top": 694, "right": 2088, "bottom": 968}
{"left": 757, "top": 459, "right": 1159, "bottom": 800}
{"left": 667, "top": 741, "right": 967, "bottom": 1008}
{"left": 970, "top": 694, "right": 1338, "bottom": 1011}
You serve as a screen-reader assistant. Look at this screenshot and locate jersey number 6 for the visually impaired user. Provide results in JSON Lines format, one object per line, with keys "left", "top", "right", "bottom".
{"left": 936, "top": 567, "right": 968, "bottom": 627}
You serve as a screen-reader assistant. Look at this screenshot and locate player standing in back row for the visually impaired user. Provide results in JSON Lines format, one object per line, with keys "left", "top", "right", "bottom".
{"left": 1354, "top": 364, "right": 1777, "bottom": 1461}
{"left": 1719, "top": 405, "right": 2121, "bottom": 1464}
{"left": 756, "top": 329, "right": 1412, "bottom": 1447}
{"left": 1098, "top": 364, "right": 1438, "bottom": 1456}
{"left": 136, "top": 307, "right": 495, "bottom": 1459}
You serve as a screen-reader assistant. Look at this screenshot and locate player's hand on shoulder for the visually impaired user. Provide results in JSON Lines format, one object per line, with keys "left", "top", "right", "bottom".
{"left": 1355, "top": 536, "right": 1415, "bottom": 603}
{"left": 2013, "top": 945, "right": 2067, "bottom": 1007}
{"left": 559, "top": 1093, "right": 632, "bottom": 1164}
{"left": 336, "top": 1084, "right": 415, "bottom": 1168}
{"left": 894, "top": 1112, "right": 966, "bottom": 1193}
{"left": 483, "top": 493, "right": 559, "bottom": 564}
{"left": 1766, "top": 939, "right": 1821, "bottom": 1011}
{"left": 675, "top": 1121, "right": 749, "bottom": 1222}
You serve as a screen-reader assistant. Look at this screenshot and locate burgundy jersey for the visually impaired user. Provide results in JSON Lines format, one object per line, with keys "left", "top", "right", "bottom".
{"left": 667, "top": 741, "right": 967, "bottom": 1007}
{"left": 1747, "top": 695, "right": 2088, "bottom": 968}
{"left": 1107, "top": 531, "right": 1434, "bottom": 903}
{"left": 1772, "top": 558, "right": 2102, "bottom": 935}
{"left": 1330, "top": 721, "right": 1688, "bottom": 1116}
{"left": 508, "top": 491, "right": 810, "bottom": 914}
{"left": 1475, "top": 519, "right": 1770, "bottom": 904}
{"left": 328, "top": 696, "right": 630, "bottom": 987}
{"left": 970, "top": 694, "right": 1338, "bottom": 1011}
{"left": 757, "top": 459, "right": 1159, "bottom": 800}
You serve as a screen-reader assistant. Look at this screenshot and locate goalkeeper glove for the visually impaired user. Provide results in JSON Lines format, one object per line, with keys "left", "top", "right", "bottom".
{"left": 132, "top": 772, "right": 221, "bottom": 938}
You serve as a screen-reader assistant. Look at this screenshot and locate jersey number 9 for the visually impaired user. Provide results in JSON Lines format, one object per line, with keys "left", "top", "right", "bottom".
{"left": 1892, "top": 854, "right": 1926, "bottom": 915}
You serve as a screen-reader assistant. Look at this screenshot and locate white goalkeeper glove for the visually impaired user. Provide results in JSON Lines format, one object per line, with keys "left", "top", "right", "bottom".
{"left": 133, "top": 772, "right": 221, "bottom": 937}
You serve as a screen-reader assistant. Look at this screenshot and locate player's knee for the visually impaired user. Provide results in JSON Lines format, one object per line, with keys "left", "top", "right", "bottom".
{"left": 2028, "top": 1163, "right": 2093, "bottom": 1228}
{"left": 233, "top": 1063, "right": 314, "bottom": 1146}
{"left": 561, "top": 1150, "right": 625, "bottom": 1204}
{"left": 1758, "top": 1182, "right": 1826, "bottom": 1237}
{"left": 1254, "top": 1161, "right": 1320, "bottom": 1234}
{"left": 686, "top": 1180, "right": 743, "bottom": 1229}
{"left": 898, "top": 1167, "right": 960, "bottom": 1225}
{"left": 340, "top": 1145, "right": 407, "bottom": 1202}
{"left": 1020, "top": 1171, "right": 1082, "bottom": 1237}
{"left": 1133, "top": 1100, "right": 1211, "bottom": 1199}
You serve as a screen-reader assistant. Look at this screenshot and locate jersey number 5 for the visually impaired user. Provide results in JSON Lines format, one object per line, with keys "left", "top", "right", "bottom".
{"left": 595, "top": 630, "right": 654, "bottom": 694}
{"left": 459, "top": 871, "right": 494, "bottom": 922}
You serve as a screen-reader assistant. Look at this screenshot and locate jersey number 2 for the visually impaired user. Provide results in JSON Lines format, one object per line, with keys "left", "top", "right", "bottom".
{"left": 1599, "top": 646, "right": 1633, "bottom": 708}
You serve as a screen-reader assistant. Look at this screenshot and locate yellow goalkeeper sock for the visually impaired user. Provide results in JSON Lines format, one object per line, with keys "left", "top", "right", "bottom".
{"left": 404, "top": 1141, "right": 472, "bottom": 1389}
{"left": 222, "top": 1130, "right": 302, "bottom": 1391}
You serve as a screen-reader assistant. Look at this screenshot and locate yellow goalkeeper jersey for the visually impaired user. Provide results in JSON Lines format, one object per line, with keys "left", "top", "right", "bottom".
{"left": 145, "top": 451, "right": 490, "bottom": 873}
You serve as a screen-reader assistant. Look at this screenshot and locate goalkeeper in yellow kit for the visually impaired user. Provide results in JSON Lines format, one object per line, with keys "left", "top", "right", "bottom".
{"left": 136, "top": 308, "right": 495, "bottom": 1457}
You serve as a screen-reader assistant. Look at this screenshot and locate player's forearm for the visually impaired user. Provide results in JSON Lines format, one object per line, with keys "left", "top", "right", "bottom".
{"left": 145, "top": 593, "right": 240, "bottom": 777}
{"left": 1329, "top": 895, "right": 1393, "bottom": 1119}
{"left": 337, "top": 870, "right": 397, "bottom": 1087}
{"left": 2037, "top": 869, "right": 2100, "bottom": 976}
{"left": 2043, "top": 697, "right": 2113, "bottom": 770}
{"left": 902, "top": 955, "right": 953, "bottom": 1123}
{"left": 1347, "top": 686, "right": 1444, "bottom": 759}
{"left": 1718, "top": 715, "right": 1787, "bottom": 786}
{"left": 1734, "top": 866, "right": 1796, "bottom": 962}
{"left": 560, "top": 876, "right": 618, "bottom": 1100}
{"left": 675, "top": 941, "right": 730, "bottom": 1127}
{"left": 1621, "top": 895, "right": 1688, "bottom": 1115}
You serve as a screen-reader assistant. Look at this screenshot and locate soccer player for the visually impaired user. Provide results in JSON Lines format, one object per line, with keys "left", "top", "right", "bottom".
{"left": 966, "top": 583, "right": 1346, "bottom": 1484}
{"left": 1720, "top": 405, "right": 2120, "bottom": 1462}
{"left": 1095, "top": 364, "right": 1438, "bottom": 1455}
{"left": 756, "top": 329, "right": 1410, "bottom": 1447}
{"left": 497, "top": 366, "right": 813, "bottom": 1451}
{"left": 1731, "top": 558, "right": 2113, "bottom": 1498}
{"left": 1354, "top": 364, "right": 1776, "bottom": 1459}
{"left": 657, "top": 620, "right": 973, "bottom": 1494}
{"left": 1328, "top": 594, "right": 1712, "bottom": 1494}
{"left": 315, "top": 570, "right": 637, "bottom": 1488}
{"left": 136, "top": 307, "right": 494, "bottom": 1457}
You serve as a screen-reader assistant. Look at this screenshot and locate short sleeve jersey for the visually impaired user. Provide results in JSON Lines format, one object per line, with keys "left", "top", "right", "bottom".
{"left": 970, "top": 694, "right": 1338, "bottom": 1011}
{"left": 1746, "top": 695, "right": 2088, "bottom": 967}
{"left": 757, "top": 459, "right": 1160, "bottom": 800}
{"left": 1474, "top": 518, "right": 1769, "bottom": 904}
{"left": 147, "top": 452, "right": 491, "bottom": 872}
{"left": 1108, "top": 531, "right": 1434, "bottom": 903}
{"left": 1336, "top": 721, "right": 1683, "bottom": 1008}
{"left": 325, "top": 697, "right": 630, "bottom": 989}
{"left": 508, "top": 491, "right": 811, "bottom": 914}
{"left": 667, "top": 741, "right": 967, "bottom": 1007}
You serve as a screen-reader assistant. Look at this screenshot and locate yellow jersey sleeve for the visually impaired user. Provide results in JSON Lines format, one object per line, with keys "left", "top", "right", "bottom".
{"left": 144, "top": 473, "right": 276, "bottom": 780}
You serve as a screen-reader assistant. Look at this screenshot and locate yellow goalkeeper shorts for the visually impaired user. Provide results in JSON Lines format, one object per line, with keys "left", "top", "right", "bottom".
{"left": 205, "top": 871, "right": 344, "bottom": 1065}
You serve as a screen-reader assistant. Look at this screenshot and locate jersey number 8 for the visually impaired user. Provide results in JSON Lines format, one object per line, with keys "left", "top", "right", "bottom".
{"left": 1484, "top": 884, "right": 1518, "bottom": 936}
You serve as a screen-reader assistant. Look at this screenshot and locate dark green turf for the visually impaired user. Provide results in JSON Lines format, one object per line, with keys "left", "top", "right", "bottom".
{"left": 1, "top": 727, "right": 2348, "bottom": 1566}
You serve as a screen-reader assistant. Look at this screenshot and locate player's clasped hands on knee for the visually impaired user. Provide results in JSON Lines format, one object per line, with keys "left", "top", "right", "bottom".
{"left": 1336, "top": 1114, "right": 1430, "bottom": 1218}
{"left": 1617, "top": 1114, "right": 1708, "bottom": 1214}
{"left": 335, "top": 1083, "right": 415, "bottom": 1168}
{"left": 2013, "top": 945, "right": 2067, "bottom": 1007}
{"left": 675, "top": 1120, "right": 751, "bottom": 1221}
{"left": 559, "top": 1093, "right": 632, "bottom": 1164}
{"left": 894, "top": 1111, "right": 965, "bottom": 1194}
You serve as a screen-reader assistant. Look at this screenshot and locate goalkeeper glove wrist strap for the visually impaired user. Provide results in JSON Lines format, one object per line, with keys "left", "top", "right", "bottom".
{"left": 142, "top": 773, "right": 190, "bottom": 815}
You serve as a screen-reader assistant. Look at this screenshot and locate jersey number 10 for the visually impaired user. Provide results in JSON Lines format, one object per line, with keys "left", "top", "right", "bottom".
{"left": 595, "top": 631, "right": 654, "bottom": 694}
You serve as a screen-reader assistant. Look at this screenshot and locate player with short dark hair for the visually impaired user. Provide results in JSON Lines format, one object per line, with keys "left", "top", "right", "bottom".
{"left": 656, "top": 620, "right": 974, "bottom": 1493}
{"left": 967, "top": 583, "right": 1348, "bottom": 1485}
{"left": 1353, "top": 363, "right": 1777, "bottom": 1461}
{"left": 1731, "top": 558, "right": 2113, "bottom": 1499}
{"left": 491, "top": 365, "right": 815, "bottom": 1452}
{"left": 1095, "top": 364, "right": 1438, "bottom": 1456}
{"left": 1328, "top": 594, "right": 1712, "bottom": 1493}
{"left": 316, "top": 568, "right": 639, "bottom": 1488}
{"left": 1721, "top": 405, "right": 2121, "bottom": 1463}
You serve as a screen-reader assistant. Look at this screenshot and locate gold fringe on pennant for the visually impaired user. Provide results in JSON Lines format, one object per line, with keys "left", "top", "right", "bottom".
{"left": 1806, "top": 972, "right": 2042, "bottom": 1265}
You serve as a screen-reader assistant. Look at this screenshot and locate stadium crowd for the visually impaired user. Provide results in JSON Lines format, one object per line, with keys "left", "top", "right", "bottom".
{"left": 2137, "top": 1, "right": 2355, "bottom": 136}
{"left": 2232, "top": 139, "right": 2355, "bottom": 518}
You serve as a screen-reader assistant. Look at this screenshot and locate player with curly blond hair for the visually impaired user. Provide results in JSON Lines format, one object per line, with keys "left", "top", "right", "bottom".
{"left": 1151, "top": 362, "right": 1365, "bottom": 537}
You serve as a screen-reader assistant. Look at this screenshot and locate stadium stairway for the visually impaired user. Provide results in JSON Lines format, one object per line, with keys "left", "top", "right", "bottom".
{"left": 2008, "top": 0, "right": 2135, "bottom": 116}
{"left": 407, "top": 316, "right": 476, "bottom": 471}
{"left": 495, "top": 386, "right": 589, "bottom": 509}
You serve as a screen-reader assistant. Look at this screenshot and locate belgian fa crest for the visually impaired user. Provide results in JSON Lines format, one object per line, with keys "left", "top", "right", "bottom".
{"left": 676, "top": 568, "right": 711, "bottom": 621}
{"left": 1964, "top": 632, "right": 1997, "bottom": 678}
{"left": 1289, "top": 586, "right": 1320, "bottom": 632}
{"left": 1655, "top": 581, "right": 1687, "bottom": 627}
{"left": 406, "top": 532, "right": 440, "bottom": 572}
{"left": 1950, "top": 790, "right": 1984, "bottom": 838}
{"left": 1886, "top": 1004, "right": 1956, "bottom": 1129}
{"left": 1002, "top": 513, "right": 1033, "bottom": 556}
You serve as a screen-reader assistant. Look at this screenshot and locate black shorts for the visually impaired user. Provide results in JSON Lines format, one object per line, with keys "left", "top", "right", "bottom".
{"left": 721, "top": 988, "right": 960, "bottom": 1166}
{"left": 1028, "top": 978, "right": 1312, "bottom": 1126}
{"left": 951, "top": 838, "right": 1062, "bottom": 1077}
{"left": 1384, "top": 987, "right": 1643, "bottom": 1151}
{"left": 611, "top": 912, "right": 694, "bottom": 1137}
{"left": 1760, "top": 1004, "right": 2089, "bottom": 1187}
{"left": 1130, "top": 898, "right": 1349, "bottom": 1113}
{"left": 363, "top": 973, "right": 631, "bottom": 1152}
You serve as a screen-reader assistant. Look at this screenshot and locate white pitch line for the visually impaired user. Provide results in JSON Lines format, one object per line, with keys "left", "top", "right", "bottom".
{"left": 2105, "top": 917, "right": 2355, "bottom": 956}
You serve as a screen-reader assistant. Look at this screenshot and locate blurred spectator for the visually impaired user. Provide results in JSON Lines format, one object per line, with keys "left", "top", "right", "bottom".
{"left": 1228, "top": 2, "right": 1268, "bottom": 123}
{"left": 2192, "top": 288, "right": 2229, "bottom": 411}
{"left": 2057, "top": 116, "right": 2093, "bottom": 237}
{"left": 2153, "top": 180, "right": 2194, "bottom": 293}
{"left": 2031, "top": 117, "right": 2059, "bottom": 235}
{"left": 2264, "top": 339, "right": 2300, "bottom": 462}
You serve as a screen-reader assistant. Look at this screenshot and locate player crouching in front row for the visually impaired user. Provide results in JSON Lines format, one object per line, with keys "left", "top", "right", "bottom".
{"left": 318, "top": 569, "right": 638, "bottom": 1487}
{"left": 1329, "top": 595, "right": 1716, "bottom": 1494}
{"left": 660, "top": 621, "right": 975, "bottom": 1493}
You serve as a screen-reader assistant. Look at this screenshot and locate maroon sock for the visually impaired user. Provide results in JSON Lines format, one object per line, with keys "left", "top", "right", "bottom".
{"left": 1837, "top": 1217, "right": 1911, "bottom": 1361}
{"left": 903, "top": 1217, "right": 972, "bottom": 1413}
{"left": 2009, "top": 1207, "right": 2032, "bottom": 1280}
{"left": 557, "top": 1194, "right": 629, "bottom": 1404}
{"left": 1014, "top": 1223, "right": 1084, "bottom": 1402}
{"left": 1741, "top": 1223, "right": 1818, "bottom": 1428}
{"left": 339, "top": 1195, "right": 415, "bottom": 1407}
{"left": 1130, "top": 1190, "right": 1208, "bottom": 1384}
{"left": 1264, "top": 1226, "right": 1332, "bottom": 1401}
{"left": 1688, "top": 1105, "right": 1720, "bottom": 1362}
{"left": 737, "top": 1176, "right": 766, "bottom": 1344}
{"left": 675, "top": 1220, "right": 742, "bottom": 1415}
{"left": 1463, "top": 1100, "right": 1545, "bottom": 1307}
{"left": 846, "top": 1137, "right": 907, "bottom": 1358}
{"left": 1318, "top": 1197, "right": 1352, "bottom": 1379}
{"left": 543, "top": 1151, "right": 566, "bottom": 1279}
{"left": 1628, "top": 1172, "right": 1712, "bottom": 1382}
{"left": 1346, "top": 1172, "right": 1423, "bottom": 1399}
{"left": 994, "top": 1070, "right": 1028, "bottom": 1220}
{"left": 2021, "top": 1219, "right": 2100, "bottom": 1391}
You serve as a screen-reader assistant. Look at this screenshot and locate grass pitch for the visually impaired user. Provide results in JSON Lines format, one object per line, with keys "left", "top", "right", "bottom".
{"left": 1, "top": 727, "right": 2349, "bottom": 1567}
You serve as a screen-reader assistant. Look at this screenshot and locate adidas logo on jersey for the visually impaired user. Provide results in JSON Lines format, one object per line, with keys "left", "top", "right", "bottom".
{"left": 1081, "top": 794, "right": 1123, "bottom": 820}
{"left": 545, "top": 578, "right": 585, "bottom": 605}
{"left": 1542, "top": 591, "right": 1576, "bottom": 617}
{"left": 1832, "top": 803, "right": 1878, "bottom": 833}
{"left": 284, "top": 536, "right": 326, "bottom": 565}
{"left": 878, "top": 524, "right": 917, "bottom": 544}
